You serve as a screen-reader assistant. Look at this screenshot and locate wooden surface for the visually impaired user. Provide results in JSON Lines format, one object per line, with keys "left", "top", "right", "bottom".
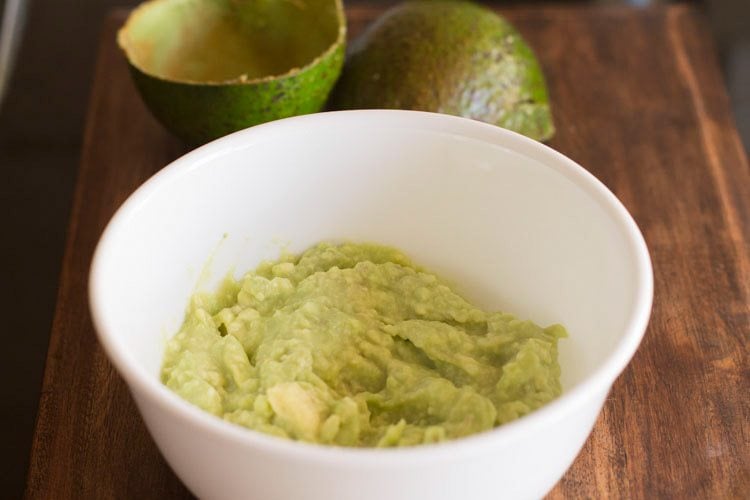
{"left": 26, "top": 4, "right": 749, "bottom": 499}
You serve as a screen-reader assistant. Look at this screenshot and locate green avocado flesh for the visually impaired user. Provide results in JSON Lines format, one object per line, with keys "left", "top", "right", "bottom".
{"left": 162, "top": 243, "right": 566, "bottom": 447}
{"left": 331, "top": 0, "right": 554, "bottom": 141}
{"left": 118, "top": 0, "right": 345, "bottom": 144}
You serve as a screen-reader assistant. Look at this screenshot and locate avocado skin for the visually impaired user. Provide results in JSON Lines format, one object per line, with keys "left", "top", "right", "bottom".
{"left": 129, "top": 41, "right": 345, "bottom": 146}
{"left": 331, "top": 0, "right": 554, "bottom": 141}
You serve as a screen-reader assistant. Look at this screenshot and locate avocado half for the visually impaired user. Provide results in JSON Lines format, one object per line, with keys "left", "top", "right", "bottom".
{"left": 331, "top": 0, "right": 554, "bottom": 141}
{"left": 119, "top": 0, "right": 346, "bottom": 145}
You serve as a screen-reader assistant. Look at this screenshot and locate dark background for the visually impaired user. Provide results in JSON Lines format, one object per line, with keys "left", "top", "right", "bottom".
{"left": 0, "top": 0, "right": 747, "bottom": 497}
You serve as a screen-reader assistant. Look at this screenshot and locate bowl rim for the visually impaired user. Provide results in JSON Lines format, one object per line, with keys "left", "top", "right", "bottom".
{"left": 89, "top": 110, "right": 653, "bottom": 465}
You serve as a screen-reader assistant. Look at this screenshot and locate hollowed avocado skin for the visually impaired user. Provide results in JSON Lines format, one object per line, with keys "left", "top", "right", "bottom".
{"left": 120, "top": 0, "right": 346, "bottom": 145}
{"left": 129, "top": 44, "right": 345, "bottom": 145}
{"left": 331, "top": 0, "right": 554, "bottom": 142}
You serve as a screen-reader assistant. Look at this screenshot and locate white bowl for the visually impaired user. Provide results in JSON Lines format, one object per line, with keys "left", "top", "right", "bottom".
{"left": 90, "top": 110, "right": 652, "bottom": 500}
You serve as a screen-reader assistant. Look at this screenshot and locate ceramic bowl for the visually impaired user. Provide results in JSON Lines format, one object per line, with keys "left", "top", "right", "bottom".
{"left": 90, "top": 110, "right": 653, "bottom": 500}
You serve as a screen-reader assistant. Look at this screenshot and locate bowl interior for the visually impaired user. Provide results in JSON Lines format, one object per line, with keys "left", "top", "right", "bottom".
{"left": 92, "top": 111, "right": 646, "bottom": 401}
{"left": 119, "top": 0, "right": 342, "bottom": 83}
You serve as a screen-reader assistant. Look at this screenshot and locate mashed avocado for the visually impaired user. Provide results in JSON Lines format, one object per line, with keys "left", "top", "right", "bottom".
{"left": 162, "top": 243, "right": 565, "bottom": 447}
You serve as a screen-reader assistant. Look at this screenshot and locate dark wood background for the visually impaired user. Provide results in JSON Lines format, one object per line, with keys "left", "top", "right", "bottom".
{"left": 23, "top": 3, "right": 749, "bottom": 499}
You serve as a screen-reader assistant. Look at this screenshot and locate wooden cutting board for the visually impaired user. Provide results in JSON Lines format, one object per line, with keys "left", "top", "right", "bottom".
{"left": 25, "top": 3, "right": 749, "bottom": 499}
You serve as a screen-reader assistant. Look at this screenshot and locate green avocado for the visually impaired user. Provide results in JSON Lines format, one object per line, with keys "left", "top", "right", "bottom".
{"left": 162, "top": 242, "right": 566, "bottom": 447}
{"left": 331, "top": 0, "right": 554, "bottom": 141}
{"left": 118, "top": 0, "right": 346, "bottom": 145}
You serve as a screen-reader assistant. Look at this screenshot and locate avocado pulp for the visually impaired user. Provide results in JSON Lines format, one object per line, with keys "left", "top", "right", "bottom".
{"left": 162, "top": 242, "right": 566, "bottom": 447}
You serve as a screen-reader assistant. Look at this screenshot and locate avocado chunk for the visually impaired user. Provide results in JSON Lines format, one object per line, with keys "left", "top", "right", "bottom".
{"left": 331, "top": 0, "right": 554, "bottom": 141}
{"left": 118, "top": 0, "right": 346, "bottom": 145}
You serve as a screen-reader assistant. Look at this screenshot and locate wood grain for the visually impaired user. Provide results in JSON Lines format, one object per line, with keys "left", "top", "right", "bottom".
{"left": 25, "top": 4, "right": 749, "bottom": 499}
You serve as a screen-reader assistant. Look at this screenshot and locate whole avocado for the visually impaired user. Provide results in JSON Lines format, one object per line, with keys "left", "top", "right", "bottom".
{"left": 331, "top": 0, "right": 554, "bottom": 141}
